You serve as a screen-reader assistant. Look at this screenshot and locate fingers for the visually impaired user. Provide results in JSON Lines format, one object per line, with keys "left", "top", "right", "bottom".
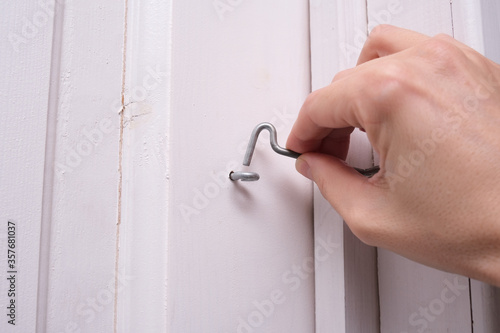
{"left": 287, "top": 124, "right": 353, "bottom": 157}
{"left": 288, "top": 26, "right": 429, "bottom": 154}
{"left": 357, "top": 25, "right": 430, "bottom": 65}
{"left": 295, "top": 153, "right": 378, "bottom": 227}
{"left": 286, "top": 71, "right": 372, "bottom": 153}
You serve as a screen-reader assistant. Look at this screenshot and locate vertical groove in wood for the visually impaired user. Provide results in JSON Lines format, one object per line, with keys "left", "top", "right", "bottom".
{"left": 305, "top": 4, "right": 316, "bottom": 331}
{"left": 344, "top": 224, "right": 380, "bottom": 333}
{"left": 469, "top": 279, "right": 474, "bottom": 333}
{"left": 342, "top": 0, "right": 380, "bottom": 314}
{"left": 470, "top": 280, "right": 500, "bottom": 332}
{"left": 450, "top": 0, "right": 485, "bottom": 54}
{"left": 1, "top": 1, "right": 57, "bottom": 332}
{"left": 113, "top": 0, "right": 129, "bottom": 332}
{"left": 450, "top": 0, "right": 455, "bottom": 38}
{"left": 36, "top": 1, "right": 65, "bottom": 332}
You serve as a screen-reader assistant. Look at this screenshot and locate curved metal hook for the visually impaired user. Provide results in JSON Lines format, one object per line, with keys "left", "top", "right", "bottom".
{"left": 230, "top": 122, "right": 380, "bottom": 181}
{"left": 243, "top": 122, "right": 299, "bottom": 166}
{"left": 229, "top": 171, "right": 260, "bottom": 181}
{"left": 354, "top": 166, "right": 380, "bottom": 177}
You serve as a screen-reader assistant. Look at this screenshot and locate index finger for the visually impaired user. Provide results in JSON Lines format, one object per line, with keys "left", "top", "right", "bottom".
{"left": 287, "top": 25, "right": 431, "bottom": 153}
{"left": 286, "top": 78, "right": 365, "bottom": 153}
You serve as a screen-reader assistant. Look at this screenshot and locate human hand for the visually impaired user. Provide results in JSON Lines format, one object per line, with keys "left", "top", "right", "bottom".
{"left": 286, "top": 25, "right": 500, "bottom": 286}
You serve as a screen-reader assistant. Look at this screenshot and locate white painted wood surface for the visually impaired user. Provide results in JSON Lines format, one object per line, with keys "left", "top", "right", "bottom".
{"left": 166, "top": 0, "right": 314, "bottom": 332}
{"left": 0, "top": 1, "right": 55, "bottom": 332}
{"left": 115, "top": 0, "right": 171, "bottom": 332}
{"left": 378, "top": 252, "right": 472, "bottom": 333}
{"left": 479, "top": 0, "right": 500, "bottom": 64}
{"left": 2, "top": 1, "right": 126, "bottom": 332}
{"left": 43, "top": 2, "right": 126, "bottom": 332}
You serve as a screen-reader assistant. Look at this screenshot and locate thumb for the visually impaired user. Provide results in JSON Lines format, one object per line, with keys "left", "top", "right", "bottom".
{"left": 295, "top": 153, "right": 376, "bottom": 221}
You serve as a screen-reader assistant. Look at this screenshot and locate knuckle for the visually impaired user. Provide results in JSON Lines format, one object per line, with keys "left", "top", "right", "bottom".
{"left": 369, "top": 24, "right": 395, "bottom": 40}
{"left": 378, "top": 61, "right": 410, "bottom": 88}
{"left": 421, "top": 35, "right": 466, "bottom": 71}
{"left": 365, "top": 24, "right": 396, "bottom": 50}
{"left": 433, "top": 32, "right": 455, "bottom": 43}
{"left": 361, "top": 61, "right": 410, "bottom": 121}
{"left": 425, "top": 36, "right": 456, "bottom": 56}
{"left": 332, "top": 68, "right": 354, "bottom": 83}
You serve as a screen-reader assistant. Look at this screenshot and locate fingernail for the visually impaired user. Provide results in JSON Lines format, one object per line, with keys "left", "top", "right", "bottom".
{"left": 296, "top": 157, "right": 312, "bottom": 180}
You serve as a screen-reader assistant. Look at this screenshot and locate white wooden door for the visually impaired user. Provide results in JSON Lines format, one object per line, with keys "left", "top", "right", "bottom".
{"left": 1, "top": 1, "right": 499, "bottom": 333}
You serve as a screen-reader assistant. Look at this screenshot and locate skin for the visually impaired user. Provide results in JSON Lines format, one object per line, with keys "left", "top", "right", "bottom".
{"left": 286, "top": 25, "right": 500, "bottom": 286}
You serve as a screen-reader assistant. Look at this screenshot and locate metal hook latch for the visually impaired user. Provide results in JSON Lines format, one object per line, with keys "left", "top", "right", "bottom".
{"left": 229, "top": 122, "right": 380, "bottom": 181}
